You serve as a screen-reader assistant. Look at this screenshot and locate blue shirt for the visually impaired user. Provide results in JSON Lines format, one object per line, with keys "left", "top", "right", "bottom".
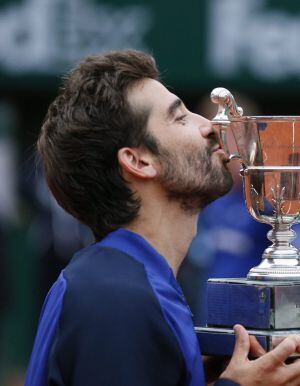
{"left": 25, "top": 228, "right": 238, "bottom": 386}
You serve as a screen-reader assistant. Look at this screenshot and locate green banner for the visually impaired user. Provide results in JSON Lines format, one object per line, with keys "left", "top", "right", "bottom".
{"left": 0, "top": 0, "right": 300, "bottom": 91}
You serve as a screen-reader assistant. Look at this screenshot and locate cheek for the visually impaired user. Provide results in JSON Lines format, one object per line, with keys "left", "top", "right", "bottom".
{"left": 163, "top": 133, "right": 205, "bottom": 154}
{"left": 156, "top": 120, "right": 203, "bottom": 147}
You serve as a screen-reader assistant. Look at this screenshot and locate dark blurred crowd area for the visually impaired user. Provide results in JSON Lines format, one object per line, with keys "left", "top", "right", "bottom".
{"left": 0, "top": 95, "right": 94, "bottom": 385}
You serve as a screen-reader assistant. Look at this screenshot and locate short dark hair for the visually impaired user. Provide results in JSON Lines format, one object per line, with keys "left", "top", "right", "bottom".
{"left": 37, "top": 50, "right": 159, "bottom": 240}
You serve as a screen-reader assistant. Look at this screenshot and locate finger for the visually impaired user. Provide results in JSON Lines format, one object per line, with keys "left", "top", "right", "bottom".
{"left": 232, "top": 324, "right": 250, "bottom": 362}
{"left": 285, "top": 359, "right": 300, "bottom": 386}
{"left": 249, "top": 335, "right": 266, "bottom": 358}
{"left": 272, "top": 336, "right": 286, "bottom": 348}
{"left": 264, "top": 336, "right": 300, "bottom": 366}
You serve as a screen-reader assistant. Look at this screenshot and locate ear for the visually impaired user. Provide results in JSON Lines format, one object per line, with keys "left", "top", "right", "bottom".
{"left": 117, "top": 147, "right": 157, "bottom": 179}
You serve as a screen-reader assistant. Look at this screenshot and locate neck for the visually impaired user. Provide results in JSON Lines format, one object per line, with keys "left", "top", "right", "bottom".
{"left": 125, "top": 200, "right": 199, "bottom": 277}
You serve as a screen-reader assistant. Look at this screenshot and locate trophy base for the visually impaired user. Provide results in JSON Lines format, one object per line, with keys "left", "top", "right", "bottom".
{"left": 247, "top": 262, "right": 300, "bottom": 281}
{"left": 196, "top": 278, "right": 300, "bottom": 356}
{"left": 195, "top": 327, "right": 300, "bottom": 357}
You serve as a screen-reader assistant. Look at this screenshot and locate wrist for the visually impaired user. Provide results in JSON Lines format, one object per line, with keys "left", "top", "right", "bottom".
{"left": 219, "top": 368, "right": 240, "bottom": 385}
{"left": 215, "top": 378, "right": 240, "bottom": 386}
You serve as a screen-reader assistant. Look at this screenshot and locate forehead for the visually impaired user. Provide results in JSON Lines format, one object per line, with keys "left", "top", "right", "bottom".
{"left": 127, "top": 78, "right": 178, "bottom": 119}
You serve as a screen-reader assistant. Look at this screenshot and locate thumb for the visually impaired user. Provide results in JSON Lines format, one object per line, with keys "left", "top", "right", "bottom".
{"left": 232, "top": 324, "right": 250, "bottom": 363}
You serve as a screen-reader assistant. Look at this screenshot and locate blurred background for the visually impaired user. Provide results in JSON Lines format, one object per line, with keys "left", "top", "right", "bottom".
{"left": 1, "top": 0, "right": 300, "bottom": 384}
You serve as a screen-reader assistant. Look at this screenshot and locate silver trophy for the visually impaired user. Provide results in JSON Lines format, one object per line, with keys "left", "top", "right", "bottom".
{"left": 211, "top": 87, "right": 300, "bottom": 280}
{"left": 196, "top": 88, "right": 300, "bottom": 356}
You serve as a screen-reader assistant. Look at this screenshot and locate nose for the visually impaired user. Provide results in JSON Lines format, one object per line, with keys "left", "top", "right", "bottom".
{"left": 194, "top": 114, "right": 214, "bottom": 137}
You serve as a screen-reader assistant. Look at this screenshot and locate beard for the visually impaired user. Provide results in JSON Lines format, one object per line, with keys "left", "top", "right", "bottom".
{"left": 157, "top": 141, "right": 233, "bottom": 213}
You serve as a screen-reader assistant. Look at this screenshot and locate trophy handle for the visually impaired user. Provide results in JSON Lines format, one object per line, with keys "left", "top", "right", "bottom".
{"left": 210, "top": 87, "right": 243, "bottom": 160}
{"left": 211, "top": 87, "right": 243, "bottom": 121}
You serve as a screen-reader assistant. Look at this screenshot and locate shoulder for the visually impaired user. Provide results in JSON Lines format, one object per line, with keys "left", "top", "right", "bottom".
{"left": 65, "top": 243, "right": 146, "bottom": 283}
{"left": 61, "top": 244, "right": 162, "bottom": 326}
{"left": 48, "top": 245, "right": 186, "bottom": 386}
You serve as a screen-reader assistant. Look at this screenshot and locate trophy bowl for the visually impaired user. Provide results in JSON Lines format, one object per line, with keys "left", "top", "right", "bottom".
{"left": 211, "top": 88, "right": 300, "bottom": 281}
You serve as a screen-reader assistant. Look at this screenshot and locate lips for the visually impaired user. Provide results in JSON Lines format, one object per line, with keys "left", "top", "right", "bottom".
{"left": 211, "top": 145, "right": 230, "bottom": 162}
{"left": 211, "top": 144, "right": 221, "bottom": 152}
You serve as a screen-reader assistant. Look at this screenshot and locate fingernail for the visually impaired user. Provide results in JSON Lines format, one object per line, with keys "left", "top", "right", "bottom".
{"left": 233, "top": 324, "right": 241, "bottom": 332}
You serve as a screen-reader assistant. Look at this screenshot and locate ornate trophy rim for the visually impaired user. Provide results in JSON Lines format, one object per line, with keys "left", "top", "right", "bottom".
{"left": 230, "top": 115, "right": 300, "bottom": 122}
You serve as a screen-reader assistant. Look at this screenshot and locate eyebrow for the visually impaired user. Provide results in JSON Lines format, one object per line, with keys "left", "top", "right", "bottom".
{"left": 166, "top": 98, "right": 183, "bottom": 120}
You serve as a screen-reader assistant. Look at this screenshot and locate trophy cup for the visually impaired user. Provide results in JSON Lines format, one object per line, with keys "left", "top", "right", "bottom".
{"left": 196, "top": 88, "right": 300, "bottom": 356}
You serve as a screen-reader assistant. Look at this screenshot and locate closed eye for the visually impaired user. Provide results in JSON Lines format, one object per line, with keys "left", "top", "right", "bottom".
{"left": 176, "top": 114, "right": 187, "bottom": 123}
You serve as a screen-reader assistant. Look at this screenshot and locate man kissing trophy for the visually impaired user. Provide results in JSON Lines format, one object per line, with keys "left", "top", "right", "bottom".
{"left": 197, "top": 88, "right": 300, "bottom": 356}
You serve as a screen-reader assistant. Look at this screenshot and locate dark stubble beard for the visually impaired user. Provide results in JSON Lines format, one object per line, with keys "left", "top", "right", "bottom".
{"left": 157, "top": 142, "right": 233, "bottom": 214}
